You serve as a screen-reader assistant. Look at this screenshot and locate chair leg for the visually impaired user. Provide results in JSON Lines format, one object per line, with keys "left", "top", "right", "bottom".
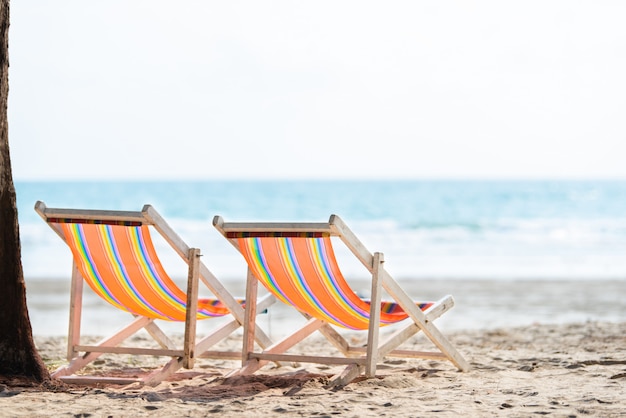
{"left": 365, "top": 252, "right": 383, "bottom": 377}
{"left": 183, "top": 248, "right": 201, "bottom": 369}
{"left": 327, "top": 364, "right": 364, "bottom": 389}
{"left": 67, "top": 262, "right": 83, "bottom": 361}
{"left": 242, "top": 268, "right": 259, "bottom": 368}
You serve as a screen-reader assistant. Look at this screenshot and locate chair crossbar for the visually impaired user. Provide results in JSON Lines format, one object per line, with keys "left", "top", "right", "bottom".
{"left": 35, "top": 202, "right": 147, "bottom": 224}
{"left": 251, "top": 353, "right": 368, "bottom": 366}
{"left": 60, "top": 376, "right": 142, "bottom": 385}
{"left": 226, "top": 231, "right": 330, "bottom": 238}
{"left": 218, "top": 220, "right": 334, "bottom": 234}
{"left": 74, "top": 345, "right": 185, "bottom": 357}
{"left": 47, "top": 217, "right": 143, "bottom": 226}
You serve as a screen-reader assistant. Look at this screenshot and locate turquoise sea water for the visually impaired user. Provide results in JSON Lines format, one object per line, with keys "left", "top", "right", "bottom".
{"left": 17, "top": 179, "right": 626, "bottom": 281}
{"left": 15, "top": 180, "right": 626, "bottom": 336}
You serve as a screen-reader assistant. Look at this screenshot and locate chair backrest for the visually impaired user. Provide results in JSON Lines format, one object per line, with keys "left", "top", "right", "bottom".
{"left": 230, "top": 232, "right": 432, "bottom": 330}
{"left": 44, "top": 213, "right": 230, "bottom": 321}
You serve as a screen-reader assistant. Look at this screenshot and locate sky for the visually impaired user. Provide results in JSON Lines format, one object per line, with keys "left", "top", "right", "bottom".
{"left": 7, "top": 1, "right": 626, "bottom": 181}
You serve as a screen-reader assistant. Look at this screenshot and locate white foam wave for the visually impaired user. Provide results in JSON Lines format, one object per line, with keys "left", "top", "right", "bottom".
{"left": 20, "top": 217, "right": 626, "bottom": 281}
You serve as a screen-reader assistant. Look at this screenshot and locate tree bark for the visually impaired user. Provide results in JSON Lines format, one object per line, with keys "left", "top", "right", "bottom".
{"left": 0, "top": 0, "right": 50, "bottom": 381}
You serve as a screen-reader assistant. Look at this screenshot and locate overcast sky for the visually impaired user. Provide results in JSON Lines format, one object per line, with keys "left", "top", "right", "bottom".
{"left": 8, "top": 1, "right": 626, "bottom": 181}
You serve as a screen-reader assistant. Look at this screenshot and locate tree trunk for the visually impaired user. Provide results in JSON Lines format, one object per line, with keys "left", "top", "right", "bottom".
{"left": 0, "top": 0, "right": 50, "bottom": 382}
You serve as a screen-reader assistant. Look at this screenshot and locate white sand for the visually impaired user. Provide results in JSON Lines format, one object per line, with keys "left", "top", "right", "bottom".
{"left": 0, "top": 321, "right": 623, "bottom": 417}
{"left": 3, "top": 278, "right": 624, "bottom": 417}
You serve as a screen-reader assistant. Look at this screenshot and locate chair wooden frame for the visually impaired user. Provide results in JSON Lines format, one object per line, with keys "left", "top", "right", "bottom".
{"left": 213, "top": 214, "right": 470, "bottom": 387}
{"left": 35, "top": 201, "right": 275, "bottom": 386}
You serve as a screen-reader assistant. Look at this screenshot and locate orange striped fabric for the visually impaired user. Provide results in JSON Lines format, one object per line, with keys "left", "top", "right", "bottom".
{"left": 59, "top": 222, "right": 234, "bottom": 321}
{"left": 236, "top": 235, "right": 433, "bottom": 330}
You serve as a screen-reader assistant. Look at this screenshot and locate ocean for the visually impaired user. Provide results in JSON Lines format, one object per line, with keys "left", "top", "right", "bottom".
{"left": 15, "top": 179, "right": 626, "bottom": 336}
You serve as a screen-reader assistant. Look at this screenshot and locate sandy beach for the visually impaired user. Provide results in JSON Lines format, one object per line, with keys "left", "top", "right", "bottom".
{"left": 0, "top": 322, "right": 624, "bottom": 416}
{"left": 0, "top": 278, "right": 624, "bottom": 417}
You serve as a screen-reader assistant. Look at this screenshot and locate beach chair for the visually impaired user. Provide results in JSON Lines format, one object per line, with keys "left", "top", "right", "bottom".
{"left": 34, "top": 201, "right": 275, "bottom": 386}
{"left": 213, "top": 214, "right": 470, "bottom": 387}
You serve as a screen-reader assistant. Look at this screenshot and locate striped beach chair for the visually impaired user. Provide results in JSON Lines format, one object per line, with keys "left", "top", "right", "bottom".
{"left": 35, "top": 201, "right": 275, "bottom": 386}
{"left": 213, "top": 214, "right": 469, "bottom": 387}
